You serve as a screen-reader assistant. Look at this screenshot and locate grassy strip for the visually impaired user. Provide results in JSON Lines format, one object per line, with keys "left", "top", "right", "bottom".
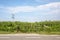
{"left": 0, "top": 31, "right": 60, "bottom": 35}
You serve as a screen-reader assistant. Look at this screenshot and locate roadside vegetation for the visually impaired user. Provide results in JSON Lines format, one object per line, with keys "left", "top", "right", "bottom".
{"left": 0, "top": 21, "right": 60, "bottom": 34}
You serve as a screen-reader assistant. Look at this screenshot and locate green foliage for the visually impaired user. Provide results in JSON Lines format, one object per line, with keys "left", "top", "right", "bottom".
{"left": 0, "top": 21, "right": 60, "bottom": 34}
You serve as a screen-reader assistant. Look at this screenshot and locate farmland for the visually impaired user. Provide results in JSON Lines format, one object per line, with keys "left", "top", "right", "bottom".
{"left": 0, "top": 21, "right": 60, "bottom": 34}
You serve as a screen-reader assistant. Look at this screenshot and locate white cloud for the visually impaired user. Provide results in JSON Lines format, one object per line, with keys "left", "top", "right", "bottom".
{"left": 37, "top": 2, "right": 60, "bottom": 10}
{"left": 0, "top": 2, "right": 60, "bottom": 14}
{"left": 5, "top": 6, "right": 36, "bottom": 14}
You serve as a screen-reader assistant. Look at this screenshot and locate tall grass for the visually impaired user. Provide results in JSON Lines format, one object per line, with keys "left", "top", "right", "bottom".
{"left": 0, "top": 21, "right": 60, "bottom": 34}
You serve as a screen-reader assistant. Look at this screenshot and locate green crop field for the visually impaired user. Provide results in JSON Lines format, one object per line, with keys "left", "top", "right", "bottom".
{"left": 0, "top": 21, "right": 60, "bottom": 34}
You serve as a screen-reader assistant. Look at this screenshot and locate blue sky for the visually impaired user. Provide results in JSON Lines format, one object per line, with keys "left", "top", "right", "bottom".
{"left": 0, "top": 0, "right": 60, "bottom": 22}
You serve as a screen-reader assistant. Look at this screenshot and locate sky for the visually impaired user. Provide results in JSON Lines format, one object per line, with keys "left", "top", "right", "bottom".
{"left": 0, "top": 0, "right": 60, "bottom": 22}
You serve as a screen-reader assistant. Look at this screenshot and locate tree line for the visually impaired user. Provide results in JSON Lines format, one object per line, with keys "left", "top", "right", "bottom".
{"left": 0, "top": 21, "right": 60, "bottom": 34}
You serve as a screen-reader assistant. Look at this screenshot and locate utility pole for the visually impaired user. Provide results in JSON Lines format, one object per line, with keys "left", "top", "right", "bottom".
{"left": 11, "top": 14, "right": 15, "bottom": 31}
{"left": 11, "top": 14, "right": 15, "bottom": 21}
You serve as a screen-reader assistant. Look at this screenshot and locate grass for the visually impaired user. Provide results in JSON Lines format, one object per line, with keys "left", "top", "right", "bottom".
{"left": 0, "top": 31, "right": 60, "bottom": 35}
{"left": 0, "top": 21, "right": 60, "bottom": 35}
